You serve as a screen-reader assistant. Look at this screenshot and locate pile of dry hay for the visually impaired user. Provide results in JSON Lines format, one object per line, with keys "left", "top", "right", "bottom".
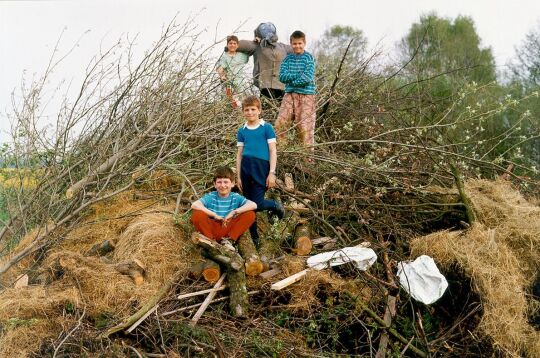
{"left": 0, "top": 190, "right": 200, "bottom": 357}
{"left": 411, "top": 179, "right": 540, "bottom": 357}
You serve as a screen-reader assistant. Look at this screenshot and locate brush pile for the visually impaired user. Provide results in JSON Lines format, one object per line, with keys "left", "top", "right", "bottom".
{"left": 0, "top": 20, "right": 538, "bottom": 357}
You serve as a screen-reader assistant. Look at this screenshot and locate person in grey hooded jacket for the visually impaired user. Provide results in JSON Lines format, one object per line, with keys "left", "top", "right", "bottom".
{"left": 236, "top": 23, "right": 293, "bottom": 102}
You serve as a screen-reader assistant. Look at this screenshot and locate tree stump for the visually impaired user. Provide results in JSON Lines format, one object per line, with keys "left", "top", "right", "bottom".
{"left": 237, "top": 234, "right": 264, "bottom": 276}
{"left": 189, "top": 259, "right": 221, "bottom": 283}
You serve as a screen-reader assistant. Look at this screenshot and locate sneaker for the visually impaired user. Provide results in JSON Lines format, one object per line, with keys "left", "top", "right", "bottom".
{"left": 220, "top": 238, "right": 236, "bottom": 252}
{"left": 274, "top": 201, "right": 285, "bottom": 219}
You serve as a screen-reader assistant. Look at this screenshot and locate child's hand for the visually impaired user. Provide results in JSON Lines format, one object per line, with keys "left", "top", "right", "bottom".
{"left": 213, "top": 213, "right": 224, "bottom": 221}
{"left": 266, "top": 173, "right": 276, "bottom": 189}
{"left": 222, "top": 211, "right": 235, "bottom": 227}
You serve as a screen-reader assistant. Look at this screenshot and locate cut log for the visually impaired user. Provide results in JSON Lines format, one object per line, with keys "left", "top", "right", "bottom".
{"left": 114, "top": 259, "right": 146, "bottom": 286}
{"left": 192, "top": 232, "right": 244, "bottom": 271}
{"left": 189, "top": 259, "right": 221, "bottom": 283}
{"left": 192, "top": 232, "right": 248, "bottom": 317}
{"left": 85, "top": 240, "right": 115, "bottom": 257}
{"left": 293, "top": 224, "right": 312, "bottom": 256}
{"left": 237, "top": 234, "right": 264, "bottom": 276}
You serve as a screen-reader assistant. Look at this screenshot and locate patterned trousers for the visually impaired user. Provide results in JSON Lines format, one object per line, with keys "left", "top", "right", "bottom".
{"left": 275, "top": 93, "right": 316, "bottom": 146}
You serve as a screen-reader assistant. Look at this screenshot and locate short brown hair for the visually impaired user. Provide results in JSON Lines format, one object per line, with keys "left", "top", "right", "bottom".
{"left": 242, "top": 95, "right": 261, "bottom": 110}
{"left": 213, "top": 166, "right": 235, "bottom": 182}
{"left": 226, "top": 35, "right": 239, "bottom": 44}
{"left": 290, "top": 30, "right": 306, "bottom": 42}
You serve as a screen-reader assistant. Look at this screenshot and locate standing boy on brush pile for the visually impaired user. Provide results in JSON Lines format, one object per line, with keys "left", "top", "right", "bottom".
{"left": 236, "top": 96, "right": 284, "bottom": 247}
{"left": 216, "top": 35, "right": 249, "bottom": 109}
{"left": 191, "top": 166, "right": 257, "bottom": 248}
{"left": 275, "top": 30, "right": 317, "bottom": 157}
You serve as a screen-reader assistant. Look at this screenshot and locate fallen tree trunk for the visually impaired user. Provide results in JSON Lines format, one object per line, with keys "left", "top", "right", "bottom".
{"left": 191, "top": 233, "right": 243, "bottom": 271}
{"left": 192, "top": 232, "right": 248, "bottom": 317}
{"left": 237, "top": 234, "right": 264, "bottom": 276}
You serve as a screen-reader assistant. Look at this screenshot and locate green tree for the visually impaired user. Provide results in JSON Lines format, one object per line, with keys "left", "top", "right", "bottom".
{"left": 313, "top": 25, "right": 367, "bottom": 65}
{"left": 509, "top": 23, "right": 540, "bottom": 88}
{"left": 401, "top": 13, "right": 496, "bottom": 84}
{"left": 312, "top": 24, "right": 368, "bottom": 85}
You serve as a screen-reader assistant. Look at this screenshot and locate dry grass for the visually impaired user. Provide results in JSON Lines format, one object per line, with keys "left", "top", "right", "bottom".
{"left": 277, "top": 256, "right": 371, "bottom": 314}
{"left": 0, "top": 223, "right": 57, "bottom": 286}
{"left": 0, "top": 283, "right": 80, "bottom": 321}
{"left": 0, "top": 190, "right": 203, "bottom": 355}
{"left": 0, "top": 317, "right": 73, "bottom": 358}
{"left": 113, "top": 211, "right": 196, "bottom": 285}
{"left": 411, "top": 179, "right": 540, "bottom": 357}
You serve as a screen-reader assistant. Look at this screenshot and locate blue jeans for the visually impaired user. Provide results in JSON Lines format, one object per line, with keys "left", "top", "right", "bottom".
{"left": 240, "top": 156, "right": 280, "bottom": 243}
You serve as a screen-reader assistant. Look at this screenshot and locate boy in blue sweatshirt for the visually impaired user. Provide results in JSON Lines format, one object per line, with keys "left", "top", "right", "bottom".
{"left": 275, "top": 30, "right": 317, "bottom": 150}
{"left": 236, "top": 95, "right": 284, "bottom": 246}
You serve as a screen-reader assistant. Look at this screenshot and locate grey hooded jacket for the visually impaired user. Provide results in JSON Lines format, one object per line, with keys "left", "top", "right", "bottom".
{"left": 237, "top": 40, "right": 293, "bottom": 91}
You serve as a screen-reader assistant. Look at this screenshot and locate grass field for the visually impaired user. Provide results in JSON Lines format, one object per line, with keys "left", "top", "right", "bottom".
{"left": 0, "top": 168, "right": 41, "bottom": 225}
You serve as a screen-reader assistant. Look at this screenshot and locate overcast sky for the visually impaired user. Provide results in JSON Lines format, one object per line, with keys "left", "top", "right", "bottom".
{"left": 1, "top": 0, "right": 539, "bottom": 143}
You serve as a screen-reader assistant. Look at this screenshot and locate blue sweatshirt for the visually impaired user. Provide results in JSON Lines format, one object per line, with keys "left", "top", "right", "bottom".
{"left": 278, "top": 51, "right": 316, "bottom": 94}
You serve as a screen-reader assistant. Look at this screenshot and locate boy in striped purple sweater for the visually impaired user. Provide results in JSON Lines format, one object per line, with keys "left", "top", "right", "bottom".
{"left": 275, "top": 30, "right": 317, "bottom": 152}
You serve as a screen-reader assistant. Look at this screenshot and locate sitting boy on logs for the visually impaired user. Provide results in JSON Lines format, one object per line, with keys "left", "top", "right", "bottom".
{"left": 191, "top": 166, "right": 257, "bottom": 249}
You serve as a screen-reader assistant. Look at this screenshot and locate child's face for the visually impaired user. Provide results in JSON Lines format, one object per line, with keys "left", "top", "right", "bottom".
{"left": 227, "top": 40, "right": 238, "bottom": 53}
{"left": 214, "top": 177, "right": 234, "bottom": 197}
{"left": 291, "top": 38, "right": 306, "bottom": 55}
{"left": 243, "top": 105, "right": 261, "bottom": 124}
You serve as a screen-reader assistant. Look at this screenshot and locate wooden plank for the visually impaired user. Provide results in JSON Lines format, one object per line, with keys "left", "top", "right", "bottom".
{"left": 259, "top": 268, "right": 281, "bottom": 280}
{"left": 177, "top": 286, "right": 227, "bottom": 300}
{"left": 270, "top": 269, "right": 310, "bottom": 290}
{"left": 190, "top": 273, "right": 227, "bottom": 325}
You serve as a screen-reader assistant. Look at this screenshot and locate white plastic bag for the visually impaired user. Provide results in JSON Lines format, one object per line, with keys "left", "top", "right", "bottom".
{"left": 397, "top": 255, "right": 448, "bottom": 304}
{"left": 307, "top": 247, "right": 377, "bottom": 271}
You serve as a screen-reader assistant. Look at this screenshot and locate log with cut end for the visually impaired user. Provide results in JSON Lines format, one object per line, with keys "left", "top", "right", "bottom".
{"left": 191, "top": 232, "right": 244, "bottom": 271}
{"left": 85, "top": 240, "right": 115, "bottom": 257}
{"left": 189, "top": 259, "right": 221, "bottom": 283}
{"left": 192, "top": 232, "right": 249, "bottom": 317}
{"left": 294, "top": 224, "right": 312, "bottom": 256}
{"left": 237, "top": 234, "right": 264, "bottom": 276}
{"left": 114, "top": 259, "right": 146, "bottom": 286}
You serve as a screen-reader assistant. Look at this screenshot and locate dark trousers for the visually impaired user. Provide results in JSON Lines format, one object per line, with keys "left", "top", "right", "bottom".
{"left": 260, "top": 88, "right": 284, "bottom": 118}
{"left": 240, "top": 156, "right": 279, "bottom": 243}
{"left": 260, "top": 88, "right": 284, "bottom": 100}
